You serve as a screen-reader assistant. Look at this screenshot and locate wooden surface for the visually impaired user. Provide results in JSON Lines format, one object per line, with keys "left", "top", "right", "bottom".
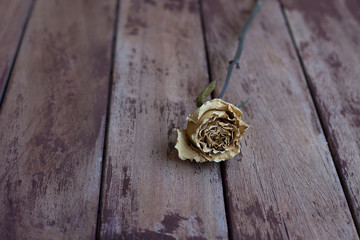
{"left": 98, "top": 0, "right": 228, "bottom": 239}
{"left": 282, "top": 0, "right": 360, "bottom": 227}
{"left": 0, "top": 0, "right": 359, "bottom": 239}
{"left": 203, "top": 0, "right": 358, "bottom": 239}
{"left": 0, "top": 0, "right": 116, "bottom": 238}
{"left": 0, "top": 0, "right": 33, "bottom": 103}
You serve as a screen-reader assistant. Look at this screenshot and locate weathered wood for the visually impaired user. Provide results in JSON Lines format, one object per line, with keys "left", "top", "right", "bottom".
{"left": 202, "top": 0, "right": 358, "bottom": 239}
{"left": 0, "top": 0, "right": 116, "bottom": 238}
{"left": 98, "top": 0, "right": 228, "bottom": 239}
{"left": 0, "top": 0, "right": 33, "bottom": 103}
{"left": 282, "top": 0, "right": 360, "bottom": 229}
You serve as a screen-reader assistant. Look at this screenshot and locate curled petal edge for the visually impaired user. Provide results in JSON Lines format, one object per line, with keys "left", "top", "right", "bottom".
{"left": 175, "top": 129, "right": 207, "bottom": 163}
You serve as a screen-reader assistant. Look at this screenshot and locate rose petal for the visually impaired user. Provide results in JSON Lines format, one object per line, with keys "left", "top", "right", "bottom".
{"left": 175, "top": 129, "right": 206, "bottom": 163}
{"left": 187, "top": 99, "right": 241, "bottom": 123}
{"left": 176, "top": 98, "right": 249, "bottom": 162}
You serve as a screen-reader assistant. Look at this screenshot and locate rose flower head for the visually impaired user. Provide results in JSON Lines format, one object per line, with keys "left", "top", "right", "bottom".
{"left": 175, "top": 98, "right": 249, "bottom": 163}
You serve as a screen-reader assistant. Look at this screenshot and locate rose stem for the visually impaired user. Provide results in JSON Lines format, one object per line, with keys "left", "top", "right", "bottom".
{"left": 218, "top": 0, "right": 263, "bottom": 99}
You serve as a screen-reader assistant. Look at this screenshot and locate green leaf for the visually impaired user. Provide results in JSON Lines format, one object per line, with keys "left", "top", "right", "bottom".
{"left": 195, "top": 80, "right": 217, "bottom": 108}
{"left": 236, "top": 98, "right": 250, "bottom": 108}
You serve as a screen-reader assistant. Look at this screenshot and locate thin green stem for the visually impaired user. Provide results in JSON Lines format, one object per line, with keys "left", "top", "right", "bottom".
{"left": 236, "top": 98, "right": 250, "bottom": 108}
{"left": 219, "top": 0, "right": 263, "bottom": 99}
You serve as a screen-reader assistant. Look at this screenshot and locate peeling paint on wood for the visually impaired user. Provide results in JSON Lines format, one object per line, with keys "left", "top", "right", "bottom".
{"left": 283, "top": 0, "right": 360, "bottom": 229}
{"left": 98, "top": 0, "right": 228, "bottom": 239}
{"left": 0, "top": 0, "right": 116, "bottom": 238}
{"left": 202, "top": 0, "right": 358, "bottom": 239}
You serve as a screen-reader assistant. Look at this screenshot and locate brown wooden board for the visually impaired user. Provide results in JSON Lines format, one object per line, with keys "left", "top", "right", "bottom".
{"left": 98, "top": 0, "right": 228, "bottom": 239}
{"left": 202, "top": 0, "right": 358, "bottom": 239}
{"left": 0, "top": 0, "right": 116, "bottom": 238}
{"left": 282, "top": 0, "right": 360, "bottom": 229}
{"left": 0, "top": 0, "right": 33, "bottom": 103}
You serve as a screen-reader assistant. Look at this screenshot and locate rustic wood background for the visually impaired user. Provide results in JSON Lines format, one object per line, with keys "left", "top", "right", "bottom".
{"left": 0, "top": 0, "right": 359, "bottom": 239}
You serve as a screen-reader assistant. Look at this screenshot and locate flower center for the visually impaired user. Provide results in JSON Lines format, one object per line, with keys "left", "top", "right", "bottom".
{"left": 199, "top": 118, "right": 236, "bottom": 152}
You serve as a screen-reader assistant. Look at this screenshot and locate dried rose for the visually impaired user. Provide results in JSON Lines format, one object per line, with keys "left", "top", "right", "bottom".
{"left": 175, "top": 98, "right": 249, "bottom": 163}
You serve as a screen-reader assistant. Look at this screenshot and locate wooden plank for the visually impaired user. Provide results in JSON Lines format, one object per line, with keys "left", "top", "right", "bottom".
{"left": 0, "top": 0, "right": 33, "bottom": 103}
{"left": 282, "top": 0, "right": 360, "bottom": 228}
{"left": 202, "top": 0, "right": 359, "bottom": 239}
{"left": 0, "top": 0, "right": 116, "bottom": 239}
{"left": 98, "top": 0, "right": 228, "bottom": 238}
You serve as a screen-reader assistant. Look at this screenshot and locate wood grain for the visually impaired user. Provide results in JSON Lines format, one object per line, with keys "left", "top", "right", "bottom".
{"left": 0, "top": 0, "right": 116, "bottom": 239}
{"left": 282, "top": 0, "right": 360, "bottom": 228}
{"left": 202, "top": 0, "right": 358, "bottom": 239}
{"left": 98, "top": 0, "right": 228, "bottom": 239}
{"left": 0, "top": 0, "right": 33, "bottom": 103}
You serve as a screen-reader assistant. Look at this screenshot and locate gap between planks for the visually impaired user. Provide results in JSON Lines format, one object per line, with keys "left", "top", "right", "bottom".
{"left": 0, "top": 0, "right": 35, "bottom": 109}
{"left": 198, "top": 0, "right": 233, "bottom": 239}
{"left": 95, "top": 0, "right": 121, "bottom": 239}
{"left": 277, "top": 0, "right": 360, "bottom": 236}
